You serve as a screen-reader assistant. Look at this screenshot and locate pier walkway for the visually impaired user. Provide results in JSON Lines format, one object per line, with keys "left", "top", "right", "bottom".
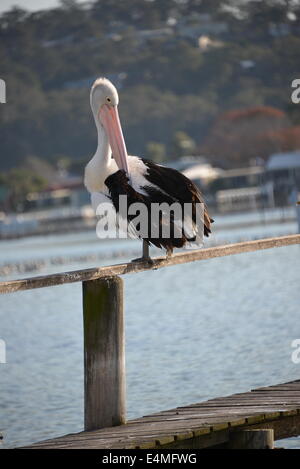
{"left": 23, "top": 379, "right": 300, "bottom": 449}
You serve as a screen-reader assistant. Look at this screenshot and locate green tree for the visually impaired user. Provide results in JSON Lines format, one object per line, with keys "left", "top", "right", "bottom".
{"left": 0, "top": 168, "right": 47, "bottom": 212}
{"left": 146, "top": 141, "right": 166, "bottom": 163}
{"left": 172, "top": 131, "right": 196, "bottom": 158}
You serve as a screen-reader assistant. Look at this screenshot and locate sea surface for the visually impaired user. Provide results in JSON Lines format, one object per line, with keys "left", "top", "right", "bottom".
{"left": 0, "top": 208, "right": 299, "bottom": 448}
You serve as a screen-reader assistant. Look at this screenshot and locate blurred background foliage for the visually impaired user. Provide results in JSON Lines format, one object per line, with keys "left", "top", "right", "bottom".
{"left": 0, "top": 0, "right": 300, "bottom": 194}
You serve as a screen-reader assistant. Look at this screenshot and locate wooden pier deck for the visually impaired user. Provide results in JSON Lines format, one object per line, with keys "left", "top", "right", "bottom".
{"left": 24, "top": 379, "right": 300, "bottom": 449}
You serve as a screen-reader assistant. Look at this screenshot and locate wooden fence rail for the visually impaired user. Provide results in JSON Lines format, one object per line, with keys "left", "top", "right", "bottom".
{"left": 1, "top": 233, "right": 300, "bottom": 441}
{"left": 0, "top": 234, "right": 299, "bottom": 294}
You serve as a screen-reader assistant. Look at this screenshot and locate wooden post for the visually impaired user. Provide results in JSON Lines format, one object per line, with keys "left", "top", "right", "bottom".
{"left": 83, "top": 276, "right": 125, "bottom": 431}
{"left": 228, "top": 429, "right": 274, "bottom": 449}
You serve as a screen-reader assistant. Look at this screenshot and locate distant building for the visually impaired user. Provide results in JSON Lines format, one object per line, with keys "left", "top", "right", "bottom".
{"left": 264, "top": 151, "right": 300, "bottom": 206}
{"left": 183, "top": 163, "right": 222, "bottom": 188}
{"left": 265, "top": 151, "right": 300, "bottom": 181}
{"left": 26, "top": 177, "right": 89, "bottom": 211}
{"left": 209, "top": 167, "right": 265, "bottom": 212}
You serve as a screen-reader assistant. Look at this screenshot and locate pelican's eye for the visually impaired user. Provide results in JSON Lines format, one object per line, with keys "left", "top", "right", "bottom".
{"left": 106, "top": 97, "right": 111, "bottom": 104}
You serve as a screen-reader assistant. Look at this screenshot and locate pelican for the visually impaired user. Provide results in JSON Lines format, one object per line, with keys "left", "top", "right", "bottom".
{"left": 84, "top": 78, "right": 213, "bottom": 261}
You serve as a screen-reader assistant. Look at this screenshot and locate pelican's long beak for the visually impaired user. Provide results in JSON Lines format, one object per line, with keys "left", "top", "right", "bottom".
{"left": 99, "top": 104, "right": 129, "bottom": 175}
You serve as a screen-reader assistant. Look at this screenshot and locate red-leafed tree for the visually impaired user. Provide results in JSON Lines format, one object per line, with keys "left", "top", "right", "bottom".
{"left": 269, "top": 125, "right": 300, "bottom": 151}
{"left": 202, "top": 106, "right": 291, "bottom": 168}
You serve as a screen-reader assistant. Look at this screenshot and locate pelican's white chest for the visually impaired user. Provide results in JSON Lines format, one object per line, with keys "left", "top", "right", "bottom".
{"left": 84, "top": 151, "right": 118, "bottom": 194}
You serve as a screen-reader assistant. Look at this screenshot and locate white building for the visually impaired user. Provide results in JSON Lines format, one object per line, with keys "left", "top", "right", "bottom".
{"left": 265, "top": 151, "right": 300, "bottom": 191}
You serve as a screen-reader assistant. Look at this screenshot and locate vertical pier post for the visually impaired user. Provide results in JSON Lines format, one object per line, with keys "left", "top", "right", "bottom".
{"left": 83, "top": 276, "right": 125, "bottom": 431}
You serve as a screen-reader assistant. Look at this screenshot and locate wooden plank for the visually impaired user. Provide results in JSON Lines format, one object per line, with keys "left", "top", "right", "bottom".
{"left": 130, "top": 409, "right": 296, "bottom": 426}
{"left": 25, "top": 414, "right": 249, "bottom": 449}
{"left": 23, "top": 410, "right": 298, "bottom": 447}
{"left": 217, "top": 397, "right": 300, "bottom": 402}
{"left": 21, "top": 416, "right": 240, "bottom": 449}
{"left": 245, "top": 414, "right": 300, "bottom": 441}
{"left": 250, "top": 390, "right": 300, "bottom": 394}
{"left": 23, "top": 411, "right": 300, "bottom": 449}
{"left": 228, "top": 429, "right": 274, "bottom": 449}
{"left": 252, "top": 381, "right": 300, "bottom": 391}
{"left": 29, "top": 412, "right": 300, "bottom": 449}
{"left": 1, "top": 234, "right": 299, "bottom": 293}
{"left": 160, "top": 429, "right": 231, "bottom": 450}
{"left": 32, "top": 412, "right": 300, "bottom": 449}
{"left": 141, "top": 407, "right": 294, "bottom": 419}
{"left": 253, "top": 386, "right": 300, "bottom": 392}
{"left": 28, "top": 412, "right": 286, "bottom": 446}
{"left": 83, "top": 277, "right": 126, "bottom": 431}
{"left": 134, "top": 413, "right": 300, "bottom": 450}
{"left": 176, "top": 402, "right": 300, "bottom": 408}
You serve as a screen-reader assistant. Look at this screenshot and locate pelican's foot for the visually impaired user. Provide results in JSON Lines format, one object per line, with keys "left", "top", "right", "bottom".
{"left": 131, "top": 256, "right": 154, "bottom": 265}
{"left": 166, "top": 248, "right": 173, "bottom": 260}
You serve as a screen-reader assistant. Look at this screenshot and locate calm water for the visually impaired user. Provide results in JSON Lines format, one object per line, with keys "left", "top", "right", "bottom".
{"left": 0, "top": 210, "right": 299, "bottom": 448}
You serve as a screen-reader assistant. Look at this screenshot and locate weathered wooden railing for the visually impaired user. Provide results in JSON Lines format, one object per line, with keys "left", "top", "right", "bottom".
{"left": 1, "top": 234, "right": 300, "bottom": 435}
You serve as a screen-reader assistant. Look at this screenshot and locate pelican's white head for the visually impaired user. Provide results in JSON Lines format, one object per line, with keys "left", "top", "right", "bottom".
{"left": 90, "top": 77, "right": 119, "bottom": 112}
{"left": 90, "top": 77, "right": 129, "bottom": 174}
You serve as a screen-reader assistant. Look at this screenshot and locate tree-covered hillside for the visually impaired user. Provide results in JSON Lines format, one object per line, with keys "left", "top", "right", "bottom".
{"left": 0, "top": 0, "right": 300, "bottom": 176}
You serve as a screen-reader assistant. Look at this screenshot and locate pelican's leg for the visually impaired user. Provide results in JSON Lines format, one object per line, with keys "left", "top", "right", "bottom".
{"left": 131, "top": 240, "right": 153, "bottom": 264}
{"left": 166, "top": 246, "right": 173, "bottom": 259}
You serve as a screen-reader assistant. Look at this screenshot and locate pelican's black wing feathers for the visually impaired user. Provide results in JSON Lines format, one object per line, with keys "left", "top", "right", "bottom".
{"left": 141, "top": 158, "right": 213, "bottom": 237}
